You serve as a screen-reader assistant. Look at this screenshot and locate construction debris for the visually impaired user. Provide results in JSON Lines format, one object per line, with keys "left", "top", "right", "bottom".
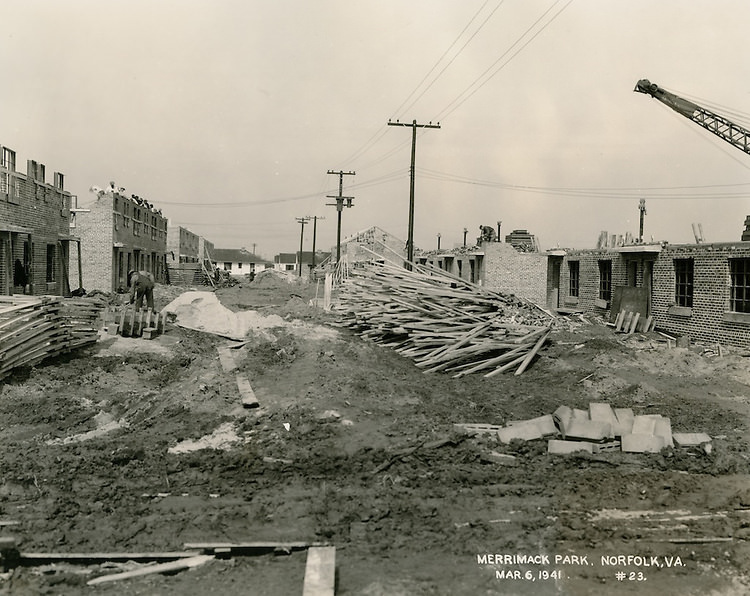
{"left": 102, "top": 304, "right": 165, "bottom": 339}
{"left": 461, "top": 401, "right": 710, "bottom": 456}
{"left": 0, "top": 295, "right": 106, "bottom": 382}
{"left": 334, "top": 259, "right": 554, "bottom": 377}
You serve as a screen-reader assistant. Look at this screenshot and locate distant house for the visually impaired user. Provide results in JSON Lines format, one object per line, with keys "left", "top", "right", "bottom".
{"left": 274, "top": 253, "right": 297, "bottom": 272}
{"left": 273, "top": 251, "right": 330, "bottom": 275}
{"left": 213, "top": 248, "right": 271, "bottom": 277}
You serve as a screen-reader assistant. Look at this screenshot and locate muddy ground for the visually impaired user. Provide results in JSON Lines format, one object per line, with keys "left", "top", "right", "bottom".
{"left": 0, "top": 274, "right": 749, "bottom": 595}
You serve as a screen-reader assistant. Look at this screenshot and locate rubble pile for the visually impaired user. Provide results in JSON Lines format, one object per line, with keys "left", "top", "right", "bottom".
{"left": 335, "top": 260, "right": 555, "bottom": 376}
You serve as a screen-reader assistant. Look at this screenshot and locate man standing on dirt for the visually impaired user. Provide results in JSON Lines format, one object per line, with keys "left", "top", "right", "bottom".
{"left": 128, "top": 270, "right": 155, "bottom": 310}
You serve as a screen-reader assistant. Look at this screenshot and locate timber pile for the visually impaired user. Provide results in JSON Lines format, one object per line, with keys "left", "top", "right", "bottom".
{"left": 335, "top": 260, "right": 554, "bottom": 377}
{"left": 0, "top": 295, "right": 107, "bottom": 381}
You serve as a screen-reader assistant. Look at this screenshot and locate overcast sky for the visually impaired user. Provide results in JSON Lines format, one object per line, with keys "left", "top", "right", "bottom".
{"left": 3, "top": 1, "right": 750, "bottom": 259}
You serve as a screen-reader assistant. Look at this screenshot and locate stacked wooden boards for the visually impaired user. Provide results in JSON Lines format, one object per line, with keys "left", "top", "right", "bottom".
{"left": 0, "top": 295, "right": 106, "bottom": 381}
{"left": 334, "top": 260, "right": 554, "bottom": 377}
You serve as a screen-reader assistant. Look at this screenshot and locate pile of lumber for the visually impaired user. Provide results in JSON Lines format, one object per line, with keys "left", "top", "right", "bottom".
{"left": 334, "top": 259, "right": 554, "bottom": 377}
{"left": 0, "top": 295, "right": 107, "bottom": 381}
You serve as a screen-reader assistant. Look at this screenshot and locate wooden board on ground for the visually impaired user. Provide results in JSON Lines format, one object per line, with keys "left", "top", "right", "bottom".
{"left": 303, "top": 546, "right": 336, "bottom": 596}
{"left": 236, "top": 374, "right": 259, "bottom": 408}
{"left": 86, "top": 554, "right": 214, "bottom": 586}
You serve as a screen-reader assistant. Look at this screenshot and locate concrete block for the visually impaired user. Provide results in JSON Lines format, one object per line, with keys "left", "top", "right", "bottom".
{"left": 107, "top": 324, "right": 120, "bottom": 336}
{"left": 673, "top": 432, "right": 712, "bottom": 447}
{"left": 654, "top": 417, "right": 674, "bottom": 448}
{"left": 507, "top": 414, "right": 557, "bottom": 436}
{"left": 553, "top": 406, "right": 573, "bottom": 437}
{"left": 614, "top": 408, "right": 634, "bottom": 436}
{"left": 589, "top": 403, "right": 617, "bottom": 438}
{"left": 482, "top": 451, "right": 518, "bottom": 465}
{"left": 141, "top": 327, "right": 157, "bottom": 340}
{"left": 621, "top": 433, "right": 666, "bottom": 453}
{"left": 453, "top": 423, "right": 503, "bottom": 436}
{"left": 631, "top": 415, "right": 660, "bottom": 435}
{"left": 548, "top": 439, "right": 595, "bottom": 455}
{"left": 564, "top": 419, "right": 612, "bottom": 442}
{"left": 572, "top": 408, "right": 589, "bottom": 421}
{"left": 497, "top": 421, "right": 543, "bottom": 444}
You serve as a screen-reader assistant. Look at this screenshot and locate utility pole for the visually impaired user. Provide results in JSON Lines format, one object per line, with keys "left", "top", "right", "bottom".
{"left": 497, "top": 221, "right": 502, "bottom": 242}
{"left": 437, "top": 233, "right": 441, "bottom": 250}
{"left": 463, "top": 227, "right": 468, "bottom": 247}
{"left": 639, "top": 199, "right": 647, "bottom": 243}
{"left": 326, "top": 170, "right": 355, "bottom": 263}
{"left": 252, "top": 243, "right": 257, "bottom": 255}
{"left": 311, "top": 215, "right": 325, "bottom": 269}
{"left": 296, "top": 216, "right": 311, "bottom": 277}
{"left": 387, "top": 119, "right": 440, "bottom": 267}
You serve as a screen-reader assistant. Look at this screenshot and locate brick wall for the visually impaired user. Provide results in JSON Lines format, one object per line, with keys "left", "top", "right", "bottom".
{"left": 167, "top": 225, "right": 200, "bottom": 262}
{"left": 71, "top": 189, "right": 168, "bottom": 292}
{"left": 0, "top": 145, "right": 73, "bottom": 296}
{"left": 652, "top": 242, "right": 750, "bottom": 348}
{"left": 70, "top": 192, "right": 114, "bottom": 292}
{"left": 480, "top": 242, "right": 548, "bottom": 305}
{"left": 559, "top": 249, "right": 652, "bottom": 316}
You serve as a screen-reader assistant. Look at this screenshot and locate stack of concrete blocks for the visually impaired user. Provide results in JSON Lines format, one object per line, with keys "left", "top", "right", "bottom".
{"left": 456, "top": 402, "right": 712, "bottom": 457}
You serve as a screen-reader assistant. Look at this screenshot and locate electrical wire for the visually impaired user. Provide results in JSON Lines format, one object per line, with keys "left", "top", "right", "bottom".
{"left": 393, "top": 0, "right": 505, "bottom": 120}
{"left": 433, "top": 0, "right": 573, "bottom": 123}
{"left": 416, "top": 166, "right": 750, "bottom": 199}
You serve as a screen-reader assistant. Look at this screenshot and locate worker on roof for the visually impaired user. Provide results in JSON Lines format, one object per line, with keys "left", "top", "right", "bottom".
{"left": 128, "top": 270, "right": 155, "bottom": 310}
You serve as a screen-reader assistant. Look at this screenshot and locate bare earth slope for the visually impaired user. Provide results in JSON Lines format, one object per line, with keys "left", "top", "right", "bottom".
{"left": 0, "top": 280, "right": 748, "bottom": 595}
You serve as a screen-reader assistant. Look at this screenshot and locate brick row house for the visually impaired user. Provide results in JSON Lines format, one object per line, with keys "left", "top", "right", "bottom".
{"left": 0, "top": 143, "right": 79, "bottom": 296}
{"left": 559, "top": 242, "right": 750, "bottom": 348}
{"left": 69, "top": 184, "right": 168, "bottom": 293}
{"left": 419, "top": 228, "right": 750, "bottom": 349}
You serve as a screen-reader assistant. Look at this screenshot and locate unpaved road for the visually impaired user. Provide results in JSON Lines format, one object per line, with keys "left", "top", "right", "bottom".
{"left": 0, "top": 277, "right": 748, "bottom": 595}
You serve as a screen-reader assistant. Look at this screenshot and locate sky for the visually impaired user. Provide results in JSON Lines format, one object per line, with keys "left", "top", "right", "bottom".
{"left": 3, "top": 0, "right": 750, "bottom": 259}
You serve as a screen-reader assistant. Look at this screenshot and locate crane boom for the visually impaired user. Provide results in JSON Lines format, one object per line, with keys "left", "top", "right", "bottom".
{"left": 635, "top": 79, "right": 750, "bottom": 156}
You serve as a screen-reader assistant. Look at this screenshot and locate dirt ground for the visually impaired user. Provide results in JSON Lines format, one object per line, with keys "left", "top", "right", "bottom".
{"left": 0, "top": 274, "right": 749, "bottom": 595}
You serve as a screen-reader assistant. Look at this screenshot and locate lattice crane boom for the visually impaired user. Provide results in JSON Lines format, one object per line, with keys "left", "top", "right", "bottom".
{"left": 635, "top": 78, "right": 750, "bottom": 156}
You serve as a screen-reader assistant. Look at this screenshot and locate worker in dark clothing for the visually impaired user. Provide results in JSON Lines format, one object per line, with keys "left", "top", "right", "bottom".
{"left": 128, "top": 270, "right": 155, "bottom": 310}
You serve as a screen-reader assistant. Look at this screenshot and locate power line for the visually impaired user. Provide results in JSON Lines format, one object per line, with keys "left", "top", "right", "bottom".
{"left": 433, "top": 0, "right": 573, "bottom": 123}
{"left": 417, "top": 167, "right": 750, "bottom": 199}
{"left": 335, "top": 2, "right": 503, "bottom": 169}
{"left": 392, "top": 0, "right": 504, "bottom": 120}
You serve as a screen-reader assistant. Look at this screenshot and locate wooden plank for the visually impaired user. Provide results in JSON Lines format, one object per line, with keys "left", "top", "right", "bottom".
{"left": 183, "top": 541, "right": 311, "bottom": 554}
{"left": 86, "top": 554, "right": 214, "bottom": 586}
{"left": 236, "top": 374, "right": 259, "bottom": 408}
{"left": 217, "top": 346, "right": 237, "bottom": 372}
{"left": 628, "top": 312, "right": 640, "bottom": 334}
{"left": 302, "top": 546, "right": 336, "bottom": 596}
{"left": 514, "top": 329, "right": 551, "bottom": 376}
{"left": 21, "top": 551, "right": 202, "bottom": 564}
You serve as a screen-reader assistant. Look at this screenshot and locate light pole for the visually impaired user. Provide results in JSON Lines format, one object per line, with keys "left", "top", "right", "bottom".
{"left": 463, "top": 227, "right": 468, "bottom": 247}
